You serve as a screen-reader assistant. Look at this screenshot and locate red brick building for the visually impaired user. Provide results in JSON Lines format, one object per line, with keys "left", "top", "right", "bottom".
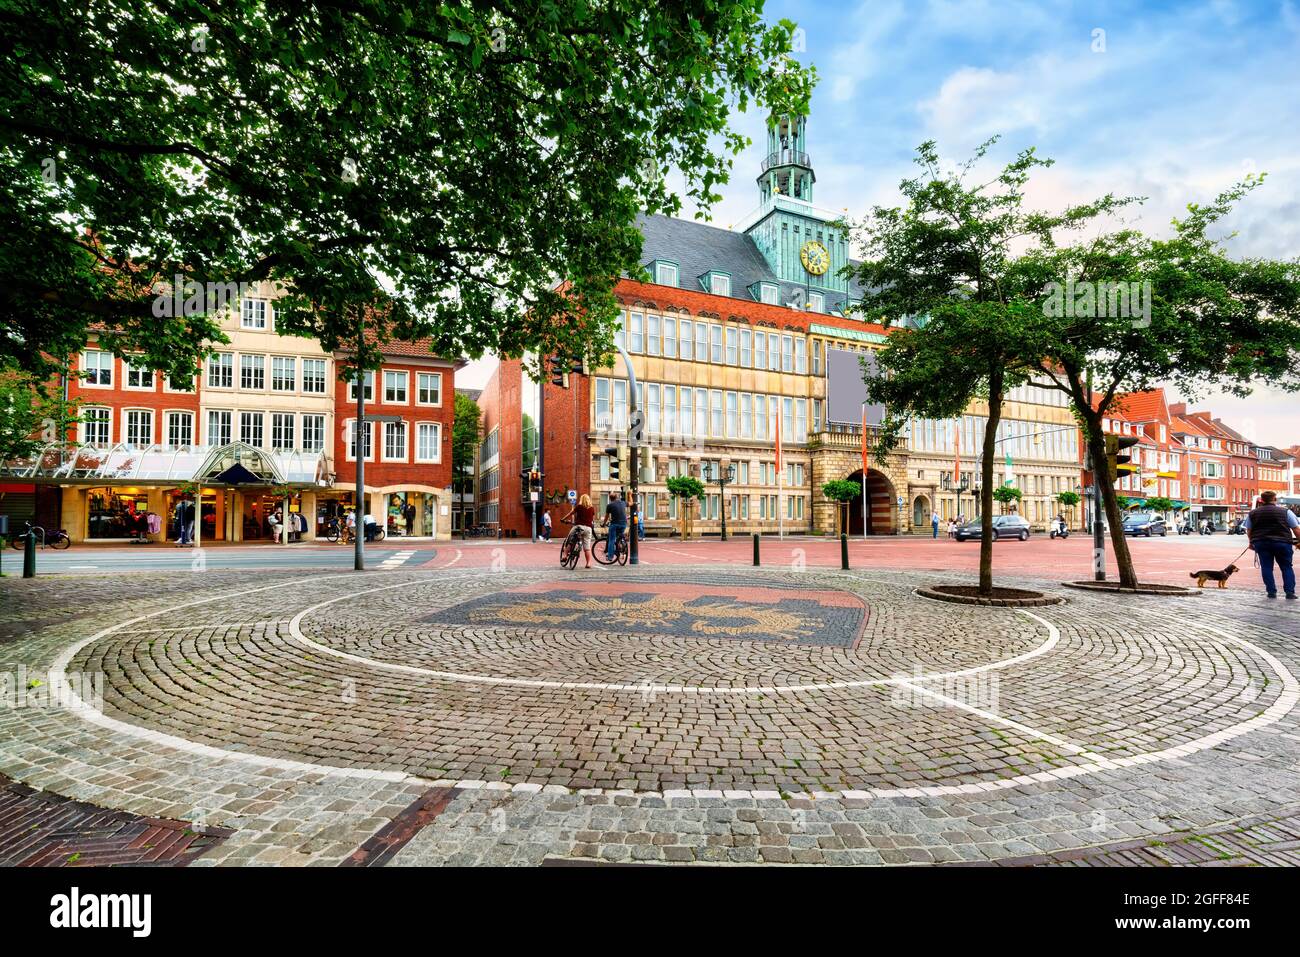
{"left": 331, "top": 342, "right": 460, "bottom": 538}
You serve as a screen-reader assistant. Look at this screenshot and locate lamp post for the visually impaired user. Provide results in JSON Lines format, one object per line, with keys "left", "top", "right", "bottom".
{"left": 941, "top": 472, "right": 971, "bottom": 526}
{"left": 703, "top": 462, "right": 736, "bottom": 541}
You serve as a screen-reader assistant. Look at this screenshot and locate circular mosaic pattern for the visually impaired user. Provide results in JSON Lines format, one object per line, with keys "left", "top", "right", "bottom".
{"left": 59, "top": 567, "right": 1298, "bottom": 795}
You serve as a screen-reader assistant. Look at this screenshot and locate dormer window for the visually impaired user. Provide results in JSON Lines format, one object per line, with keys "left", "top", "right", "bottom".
{"left": 808, "top": 292, "right": 824, "bottom": 313}
{"left": 757, "top": 282, "right": 779, "bottom": 305}
{"left": 700, "top": 270, "right": 731, "bottom": 297}
{"left": 652, "top": 261, "right": 679, "bottom": 286}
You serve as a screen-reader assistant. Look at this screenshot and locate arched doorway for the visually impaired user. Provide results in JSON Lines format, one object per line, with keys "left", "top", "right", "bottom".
{"left": 912, "top": 494, "right": 931, "bottom": 527}
{"left": 845, "top": 469, "right": 898, "bottom": 535}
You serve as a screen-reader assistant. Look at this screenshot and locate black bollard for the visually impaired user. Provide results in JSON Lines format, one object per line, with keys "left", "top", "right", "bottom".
{"left": 840, "top": 532, "right": 849, "bottom": 570}
{"left": 23, "top": 530, "right": 36, "bottom": 578}
{"left": 752, "top": 532, "right": 760, "bottom": 566}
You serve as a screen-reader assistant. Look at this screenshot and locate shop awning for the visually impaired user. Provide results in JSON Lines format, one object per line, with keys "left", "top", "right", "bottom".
{"left": 0, "top": 441, "right": 330, "bottom": 488}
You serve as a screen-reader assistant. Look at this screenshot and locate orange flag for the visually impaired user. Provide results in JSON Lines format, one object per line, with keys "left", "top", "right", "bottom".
{"left": 954, "top": 419, "right": 962, "bottom": 485}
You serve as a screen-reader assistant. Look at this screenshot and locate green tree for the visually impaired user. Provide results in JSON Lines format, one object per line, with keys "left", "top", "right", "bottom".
{"left": 992, "top": 484, "right": 1023, "bottom": 514}
{"left": 1029, "top": 177, "right": 1300, "bottom": 587}
{"left": 2, "top": 2, "right": 815, "bottom": 380}
{"left": 452, "top": 392, "right": 482, "bottom": 536}
{"left": 666, "top": 475, "right": 705, "bottom": 540}
{"left": 851, "top": 139, "right": 1128, "bottom": 594}
{"left": 1054, "top": 489, "right": 1081, "bottom": 526}
{"left": 1144, "top": 496, "right": 1174, "bottom": 514}
{"left": 0, "top": 365, "right": 81, "bottom": 462}
{"left": 821, "top": 479, "right": 861, "bottom": 535}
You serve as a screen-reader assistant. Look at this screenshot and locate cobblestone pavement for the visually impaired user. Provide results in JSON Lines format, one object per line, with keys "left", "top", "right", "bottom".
{"left": 1, "top": 564, "right": 1297, "bottom": 866}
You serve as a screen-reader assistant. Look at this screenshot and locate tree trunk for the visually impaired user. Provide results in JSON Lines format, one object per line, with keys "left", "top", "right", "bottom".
{"left": 978, "top": 368, "right": 1004, "bottom": 595}
{"left": 1082, "top": 413, "right": 1139, "bottom": 588}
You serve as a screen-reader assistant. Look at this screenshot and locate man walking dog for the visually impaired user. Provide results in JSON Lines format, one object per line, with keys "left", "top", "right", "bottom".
{"left": 1243, "top": 491, "right": 1300, "bottom": 599}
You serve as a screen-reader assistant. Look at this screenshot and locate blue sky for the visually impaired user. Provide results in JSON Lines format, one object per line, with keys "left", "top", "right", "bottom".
{"left": 467, "top": 0, "right": 1300, "bottom": 445}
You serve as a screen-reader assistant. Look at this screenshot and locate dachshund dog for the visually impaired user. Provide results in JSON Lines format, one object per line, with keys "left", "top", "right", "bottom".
{"left": 1190, "top": 564, "right": 1239, "bottom": 588}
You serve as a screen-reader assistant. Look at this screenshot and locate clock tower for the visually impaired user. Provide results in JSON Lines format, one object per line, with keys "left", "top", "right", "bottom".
{"left": 744, "top": 112, "right": 850, "bottom": 300}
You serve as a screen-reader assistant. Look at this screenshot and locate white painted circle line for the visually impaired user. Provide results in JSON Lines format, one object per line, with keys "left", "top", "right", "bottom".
{"left": 35, "top": 568, "right": 1300, "bottom": 800}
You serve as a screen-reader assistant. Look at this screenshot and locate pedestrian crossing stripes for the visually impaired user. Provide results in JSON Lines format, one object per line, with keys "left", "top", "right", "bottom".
{"left": 379, "top": 550, "right": 417, "bottom": 569}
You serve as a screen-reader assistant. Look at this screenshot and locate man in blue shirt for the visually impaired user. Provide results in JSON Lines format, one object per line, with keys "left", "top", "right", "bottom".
{"left": 603, "top": 491, "right": 628, "bottom": 560}
{"left": 1242, "top": 491, "right": 1300, "bottom": 599}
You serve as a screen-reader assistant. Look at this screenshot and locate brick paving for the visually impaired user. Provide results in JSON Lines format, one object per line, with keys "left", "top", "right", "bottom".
{"left": 1, "top": 563, "right": 1298, "bottom": 866}
{"left": 0, "top": 772, "right": 231, "bottom": 866}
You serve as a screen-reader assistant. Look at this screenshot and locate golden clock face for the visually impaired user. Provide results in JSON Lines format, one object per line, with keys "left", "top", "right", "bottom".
{"left": 800, "top": 240, "right": 830, "bottom": 276}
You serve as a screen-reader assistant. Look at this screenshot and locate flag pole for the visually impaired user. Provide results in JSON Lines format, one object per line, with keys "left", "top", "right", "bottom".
{"left": 860, "top": 403, "right": 868, "bottom": 541}
{"left": 776, "top": 401, "right": 784, "bottom": 539}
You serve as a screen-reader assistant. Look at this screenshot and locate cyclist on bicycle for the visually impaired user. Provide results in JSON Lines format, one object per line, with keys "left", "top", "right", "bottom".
{"left": 562, "top": 494, "right": 596, "bottom": 569}
{"left": 602, "top": 490, "right": 628, "bottom": 561}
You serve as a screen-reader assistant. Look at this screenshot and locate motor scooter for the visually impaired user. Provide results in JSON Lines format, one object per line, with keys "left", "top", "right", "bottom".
{"left": 1200, "top": 519, "right": 1216, "bottom": 535}
{"left": 1049, "top": 518, "right": 1070, "bottom": 539}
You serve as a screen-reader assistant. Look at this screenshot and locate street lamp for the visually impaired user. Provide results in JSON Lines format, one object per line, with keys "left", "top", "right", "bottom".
{"left": 941, "top": 472, "right": 971, "bottom": 525}
{"left": 703, "top": 461, "right": 736, "bottom": 541}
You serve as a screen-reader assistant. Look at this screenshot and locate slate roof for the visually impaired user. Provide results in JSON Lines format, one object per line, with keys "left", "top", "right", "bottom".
{"left": 634, "top": 213, "right": 869, "bottom": 316}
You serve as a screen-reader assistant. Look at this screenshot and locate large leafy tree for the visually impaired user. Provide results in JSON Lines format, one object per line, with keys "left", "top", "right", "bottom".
{"left": 1023, "top": 177, "right": 1300, "bottom": 588}
{"left": 1, "top": 1, "right": 814, "bottom": 380}
{"left": 851, "top": 139, "right": 1128, "bottom": 594}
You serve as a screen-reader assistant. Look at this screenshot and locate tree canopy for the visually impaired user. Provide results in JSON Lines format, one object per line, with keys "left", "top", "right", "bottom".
{"left": 1, "top": 1, "right": 815, "bottom": 379}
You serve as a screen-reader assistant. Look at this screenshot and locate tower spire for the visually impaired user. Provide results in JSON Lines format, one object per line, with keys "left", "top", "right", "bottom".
{"left": 758, "top": 113, "right": 814, "bottom": 204}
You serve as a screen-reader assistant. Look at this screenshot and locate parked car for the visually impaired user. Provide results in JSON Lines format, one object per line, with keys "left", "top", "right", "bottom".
{"left": 1123, "top": 512, "right": 1167, "bottom": 537}
{"left": 954, "top": 514, "right": 1032, "bottom": 541}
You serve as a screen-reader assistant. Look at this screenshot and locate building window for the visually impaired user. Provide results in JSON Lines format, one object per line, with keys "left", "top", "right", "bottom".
{"left": 384, "top": 370, "right": 408, "bottom": 403}
{"left": 241, "top": 298, "right": 269, "bottom": 330}
{"left": 677, "top": 319, "right": 693, "bottom": 360}
{"left": 710, "top": 324, "right": 723, "bottom": 363}
{"left": 795, "top": 338, "right": 807, "bottom": 374}
{"left": 781, "top": 335, "right": 794, "bottom": 372}
{"left": 239, "top": 411, "right": 264, "bottom": 447}
{"left": 83, "top": 350, "right": 113, "bottom": 386}
{"left": 347, "top": 420, "right": 373, "bottom": 460}
{"left": 383, "top": 420, "right": 407, "bottom": 460}
{"left": 695, "top": 388, "right": 708, "bottom": 437}
{"left": 629, "top": 311, "right": 644, "bottom": 353}
{"left": 694, "top": 322, "right": 708, "bottom": 363}
{"left": 740, "top": 329, "right": 752, "bottom": 367}
{"left": 741, "top": 394, "right": 753, "bottom": 439}
{"left": 654, "top": 262, "right": 678, "bottom": 286}
{"left": 646, "top": 314, "right": 661, "bottom": 356}
{"left": 302, "top": 414, "right": 325, "bottom": 451}
{"left": 809, "top": 292, "right": 824, "bottom": 313}
{"left": 271, "top": 412, "right": 295, "bottom": 450}
{"left": 82, "top": 407, "right": 111, "bottom": 446}
{"left": 125, "top": 409, "right": 153, "bottom": 446}
{"left": 417, "top": 372, "right": 442, "bottom": 405}
{"left": 207, "top": 352, "right": 233, "bottom": 388}
{"left": 680, "top": 387, "right": 693, "bottom": 437}
{"left": 271, "top": 356, "right": 296, "bottom": 392}
{"left": 207, "top": 410, "right": 232, "bottom": 445}
{"left": 302, "top": 359, "right": 327, "bottom": 394}
{"left": 240, "top": 354, "right": 265, "bottom": 390}
{"left": 348, "top": 370, "right": 375, "bottom": 402}
{"left": 125, "top": 360, "right": 154, "bottom": 390}
{"left": 760, "top": 283, "right": 779, "bottom": 305}
{"left": 417, "top": 422, "right": 442, "bottom": 462}
{"left": 165, "top": 411, "right": 193, "bottom": 448}
{"left": 726, "top": 327, "right": 738, "bottom": 365}
{"left": 663, "top": 317, "right": 677, "bottom": 358}
{"left": 664, "top": 385, "right": 677, "bottom": 434}
{"left": 710, "top": 390, "right": 723, "bottom": 437}
{"left": 647, "top": 383, "right": 660, "bottom": 435}
{"left": 726, "top": 391, "right": 738, "bottom": 438}
{"left": 595, "top": 378, "right": 611, "bottom": 429}
{"left": 709, "top": 273, "right": 731, "bottom": 297}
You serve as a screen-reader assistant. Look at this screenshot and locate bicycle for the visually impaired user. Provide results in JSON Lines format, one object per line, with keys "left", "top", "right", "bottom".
{"left": 593, "top": 523, "right": 629, "bottom": 566}
{"left": 324, "top": 517, "right": 355, "bottom": 544}
{"left": 7, "top": 521, "right": 71, "bottom": 550}
{"left": 558, "top": 520, "right": 582, "bottom": 569}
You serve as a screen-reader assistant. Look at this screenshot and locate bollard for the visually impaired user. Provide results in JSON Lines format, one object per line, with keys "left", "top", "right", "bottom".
{"left": 23, "top": 529, "right": 36, "bottom": 578}
{"left": 752, "top": 532, "right": 760, "bottom": 567}
{"left": 840, "top": 533, "right": 849, "bottom": 570}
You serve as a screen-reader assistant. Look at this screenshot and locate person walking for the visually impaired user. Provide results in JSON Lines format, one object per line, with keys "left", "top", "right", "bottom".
{"left": 931, "top": 510, "right": 940, "bottom": 539}
{"left": 603, "top": 490, "right": 628, "bottom": 560}
{"left": 403, "top": 501, "right": 416, "bottom": 536}
{"left": 541, "top": 509, "right": 552, "bottom": 541}
{"left": 1243, "top": 491, "right": 1300, "bottom": 599}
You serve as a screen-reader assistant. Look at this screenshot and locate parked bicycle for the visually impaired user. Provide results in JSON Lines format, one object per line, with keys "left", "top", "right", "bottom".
{"left": 7, "top": 521, "right": 71, "bottom": 550}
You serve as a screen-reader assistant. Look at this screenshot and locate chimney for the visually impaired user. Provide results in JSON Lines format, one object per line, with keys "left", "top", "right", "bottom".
{"left": 1168, "top": 402, "right": 1186, "bottom": 416}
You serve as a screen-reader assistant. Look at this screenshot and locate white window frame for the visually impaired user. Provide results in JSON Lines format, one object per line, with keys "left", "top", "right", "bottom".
{"left": 301, "top": 358, "right": 327, "bottom": 395}
{"left": 164, "top": 410, "right": 194, "bottom": 449}
{"left": 207, "top": 352, "right": 234, "bottom": 389}
{"left": 654, "top": 261, "right": 678, "bottom": 286}
{"left": 81, "top": 406, "right": 112, "bottom": 446}
{"left": 383, "top": 370, "right": 409, "bottom": 405}
{"left": 348, "top": 370, "right": 375, "bottom": 402}
{"left": 416, "top": 421, "right": 442, "bottom": 463}
{"left": 124, "top": 359, "right": 154, "bottom": 391}
{"left": 239, "top": 354, "right": 266, "bottom": 391}
{"left": 241, "top": 297, "right": 269, "bottom": 330}
{"left": 382, "top": 419, "right": 408, "bottom": 461}
{"left": 124, "top": 408, "right": 154, "bottom": 447}
{"left": 206, "top": 409, "right": 233, "bottom": 446}
{"left": 709, "top": 273, "right": 731, "bottom": 297}
{"left": 270, "top": 412, "right": 296, "bottom": 450}
{"left": 417, "top": 372, "right": 442, "bottom": 406}
{"left": 301, "top": 414, "right": 326, "bottom": 452}
{"left": 82, "top": 350, "right": 113, "bottom": 388}
{"left": 346, "top": 419, "right": 376, "bottom": 462}
{"left": 271, "top": 356, "right": 297, "bottom": 393}
{"left": 239, "top": 411, "right": 265, "bottom": 448}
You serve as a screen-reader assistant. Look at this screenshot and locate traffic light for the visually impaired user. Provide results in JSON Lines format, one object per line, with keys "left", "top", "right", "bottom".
{"left": 547, "top": 356, "right": 569, "bottom": 389}
{"left": 529, "top": 469, "right": 543, "bottom": 492}
{"left": 605, "top": 447, "right": 622, "bottom": 483}
{"left": 1105, "top": 434, "right": 1141, "bottom": 481}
